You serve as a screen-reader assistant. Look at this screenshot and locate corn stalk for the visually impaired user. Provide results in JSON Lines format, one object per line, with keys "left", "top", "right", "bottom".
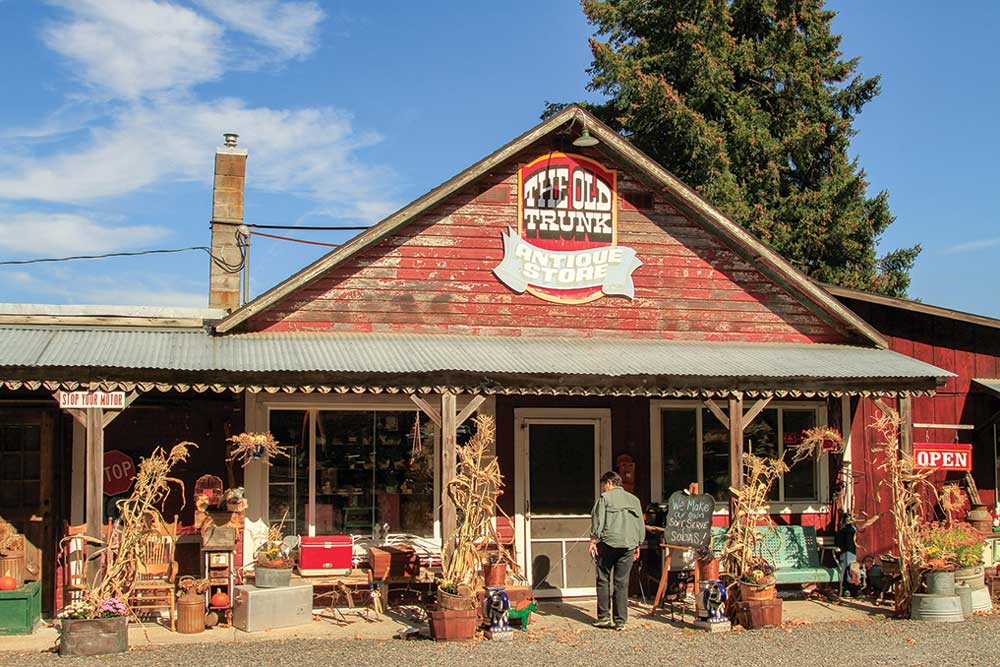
{"left": 440, "top": 415, "right": 518, "bottom": 593}
{"left": 86, "top": 442, "right": 192, "bottom": 610}
{"left": 722, "top": 452, "right": 788, "bottom": 578}
{"left": 867, "top": 401, "right": 935, "bottom": 618}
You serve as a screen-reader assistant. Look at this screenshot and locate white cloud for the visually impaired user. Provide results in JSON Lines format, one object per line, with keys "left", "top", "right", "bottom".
{"left": 44, "top": 0, "right": 225, "bottom": 99}
{"left": 943, "top": 238, "right": 1000, "bottom": 254}
{"left": 0, "top": 213, "right": 167, "bottom": 255}
{"left": 195, "top": 0, "right": 324, "bottom": 59}
{"left": 0, "top": 98, "right": 392, "bottom": 221}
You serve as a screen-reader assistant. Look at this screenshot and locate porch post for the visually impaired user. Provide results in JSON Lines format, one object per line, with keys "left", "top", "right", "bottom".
{"left": 899, "top": 394, "right": 913, "bottom": 456}
{"left": 441, "top": 391, "right": 457, "bottom": 548}
{"left": 84, "top": 409, "right": 105, "bottom": 553}
{"left": 728, "top": 395, "right": 744, "bottom": 515}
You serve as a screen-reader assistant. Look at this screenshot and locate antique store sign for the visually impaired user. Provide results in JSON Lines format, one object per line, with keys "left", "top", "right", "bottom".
{"left": 493, "top": 152, "right": 642, "bottom": 303}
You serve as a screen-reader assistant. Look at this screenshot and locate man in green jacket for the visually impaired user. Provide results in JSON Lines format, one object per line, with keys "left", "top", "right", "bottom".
{"left": 589, "top": 471, "right": 645, "bottom": 630}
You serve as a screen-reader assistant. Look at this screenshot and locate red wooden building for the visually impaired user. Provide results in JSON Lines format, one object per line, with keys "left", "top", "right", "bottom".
{"left": 827, "top": 286, "right": 1000, "bottom": 557}
{"left": 0, "top": 106, "right": 949, "bottom": 605}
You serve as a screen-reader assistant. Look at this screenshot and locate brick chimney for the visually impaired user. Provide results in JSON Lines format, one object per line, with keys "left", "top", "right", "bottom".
{"left": 209, "top": 133, "right": 247, "bottom": 311}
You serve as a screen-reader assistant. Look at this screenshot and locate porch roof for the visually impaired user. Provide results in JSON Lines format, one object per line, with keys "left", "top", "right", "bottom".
{"left": 0, "top": 326, "right": 950, "bottom": 397}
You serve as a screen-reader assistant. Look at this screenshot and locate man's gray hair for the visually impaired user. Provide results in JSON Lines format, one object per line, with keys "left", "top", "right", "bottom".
{"left": 600, "top": 471, "right": 622, "bottom": 486}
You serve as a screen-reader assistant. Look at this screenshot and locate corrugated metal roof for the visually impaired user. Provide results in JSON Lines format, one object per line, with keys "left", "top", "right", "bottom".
{"left": 973, "top": 379, "right": 1000, "bottom": 396}
{"left": 0, "top": 326, "right": 951, "bottom": 380}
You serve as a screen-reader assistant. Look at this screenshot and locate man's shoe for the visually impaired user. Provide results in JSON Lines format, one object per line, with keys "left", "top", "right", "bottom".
{"left": 613, "top": 623, "right": 625, "bottom": 632}
{"left": 592, "top": 618, "right": 613, "bottom": 628}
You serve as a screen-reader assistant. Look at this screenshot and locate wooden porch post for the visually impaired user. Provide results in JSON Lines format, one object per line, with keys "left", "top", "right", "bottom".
{"left": 57, "top": 391, "right": 139, "bottom": 583}
{"left": 899, "top": 394, "right": 913, "bottom": 456}
{"left": 440, "top": 391, "right": 458, "bottom": 549}
{"left": 728, "top": 395, "right": 744, "bottom": 515}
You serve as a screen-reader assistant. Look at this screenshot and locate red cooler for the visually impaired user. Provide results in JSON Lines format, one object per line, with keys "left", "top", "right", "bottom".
{"left": 298, "top": 536, "right": 353, "bottom": 576}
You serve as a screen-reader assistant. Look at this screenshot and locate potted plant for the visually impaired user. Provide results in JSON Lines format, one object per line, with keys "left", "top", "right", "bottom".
{"left": 431, "top": 416, "right": 517, "bottom": 641}
{"left": 482, "top": 553, "right": 508, "bottom": 588}
{"left": 694, "top": 546, "right": 719, "bottom": 581}
{"left": 254, "top": 522, "right": 293, "bottom": 588}
{"left": 738, "top": 558, "right": 776, "bottom": 601}
{"left": 57, "top": 597, "right": 128, "bottom": 656}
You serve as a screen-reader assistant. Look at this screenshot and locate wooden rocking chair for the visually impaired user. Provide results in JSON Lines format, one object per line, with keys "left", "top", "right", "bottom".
{"left": 128, "top": 515, "right": 179, "bottom": 631}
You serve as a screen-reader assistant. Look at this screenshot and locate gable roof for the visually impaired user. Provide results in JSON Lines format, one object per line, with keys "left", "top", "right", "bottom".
{"left": 825, "top": 283, "right": 1000, "bottom": 332}
{"left": 215, "top": 106, "right": 886, "bottom": 347}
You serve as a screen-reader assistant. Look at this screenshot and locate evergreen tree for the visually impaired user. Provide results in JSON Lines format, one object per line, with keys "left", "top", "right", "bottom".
{"left": 557, "top": 0, "right": 918, "bottom": 296}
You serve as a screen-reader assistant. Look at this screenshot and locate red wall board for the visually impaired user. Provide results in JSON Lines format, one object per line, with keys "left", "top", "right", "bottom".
{"left": 243, "top": 144, "right": 852, "bottom": 344}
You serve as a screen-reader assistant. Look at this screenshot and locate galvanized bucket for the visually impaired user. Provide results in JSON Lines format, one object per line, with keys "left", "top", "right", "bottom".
{"left": 954, "top": 565, "right": 986, "bottom": 591}
{"left": 924, "top": 570, "right": 956, "bottom": 596}
{"left": 910, "top": 593, "right": 964, "bottom": 622}
{"left": 955, "top": 582, "right": 972, "bottom": 618}
{"left": 254, "top": 566, "right": 292, "bottom": 588}
{"left": 970, "top": 586, "right": 993, "bottom": 613}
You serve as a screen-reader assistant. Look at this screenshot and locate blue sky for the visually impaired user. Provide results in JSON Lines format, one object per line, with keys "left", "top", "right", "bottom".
{"left": 0, "top": 1, "right": 997, "bottom": 318}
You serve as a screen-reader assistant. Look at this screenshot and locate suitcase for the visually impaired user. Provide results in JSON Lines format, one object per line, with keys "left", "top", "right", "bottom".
{"left": 232, "top": 583, "right": 313, "bottom": 632}
{"left": 298, "top": 536, "right": 353, "bottom": 576}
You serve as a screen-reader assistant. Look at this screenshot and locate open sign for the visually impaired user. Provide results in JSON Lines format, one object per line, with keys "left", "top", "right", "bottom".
{"left": 913, "top": 443, "right": 972, "bottom": 471}
{"left": 104, "top": 450, "right": 137, "bottom": 496}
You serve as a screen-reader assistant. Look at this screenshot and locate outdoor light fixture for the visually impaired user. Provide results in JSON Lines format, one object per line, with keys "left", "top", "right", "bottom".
{"left": 572, "top": 128, "right": 599, "bottom": 147}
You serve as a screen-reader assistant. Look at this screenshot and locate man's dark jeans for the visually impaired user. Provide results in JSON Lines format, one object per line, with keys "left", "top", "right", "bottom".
{"left": 596, "top": 542, "right": 633, "bottom": 625}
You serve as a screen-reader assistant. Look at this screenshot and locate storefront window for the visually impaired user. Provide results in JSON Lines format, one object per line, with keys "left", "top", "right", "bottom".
{"left": 268, "top": 410, "right": 309, "bottom": 536}
{"left": 660, "top": 409, "right": 697, "bottom": 500}
{"left": 656, "top": 402, "right": 824, "bottom": 505}
{"left": 269, "top": 408, "right": 436, "bottom": 539}
{"left": 701, "top": 408, "right": 730, "bottom": 502}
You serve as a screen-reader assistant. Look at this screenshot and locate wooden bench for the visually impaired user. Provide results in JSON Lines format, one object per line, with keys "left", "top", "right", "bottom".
{"left": 710, "top": 525, "right": 839, "bottom": 585}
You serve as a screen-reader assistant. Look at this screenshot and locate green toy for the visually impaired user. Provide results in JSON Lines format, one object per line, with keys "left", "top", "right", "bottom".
{"left": 506, "top": 601, "right": 537, "bottom": 631}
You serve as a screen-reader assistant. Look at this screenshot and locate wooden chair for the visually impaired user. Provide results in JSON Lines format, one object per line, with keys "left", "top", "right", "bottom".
{"left": 128, "top": 515, "right": 179, "bottom": 631}
{"left": 58, "top": 524, "right": 91, "bottom": 604}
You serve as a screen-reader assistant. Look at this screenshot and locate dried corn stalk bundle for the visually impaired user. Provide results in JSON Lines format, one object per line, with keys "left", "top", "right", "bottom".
{"left": 866, "top": 402, "right": 935, "bottom": 617}
{"left": 791, "top": 426, "right": 846, "bottom": 463}
{"left": 722, "top": 452, "right": 789, "bottom": 579}
{"left": 88, "top": 442, "right": 193, "bottom": 608}
{"left": 0, "top": 517, "right": 23, "bottom": 554}
{"left": 440, "top": 415, "right": 518, "bottom": 592}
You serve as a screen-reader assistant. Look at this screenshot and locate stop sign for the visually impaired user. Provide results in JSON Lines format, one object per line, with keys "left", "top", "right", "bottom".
{"left": 103, "top": 450, "right": 136, "bottom": 496}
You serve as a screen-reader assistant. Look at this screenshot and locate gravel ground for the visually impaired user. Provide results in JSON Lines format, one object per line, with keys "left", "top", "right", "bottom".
{"left": 4, "top": 614, "right": 998, "bottom": 667}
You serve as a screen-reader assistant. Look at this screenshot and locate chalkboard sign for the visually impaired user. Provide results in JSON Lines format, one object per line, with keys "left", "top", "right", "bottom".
{"left": 663, "top": 491, "right": 715, "bottom": 550}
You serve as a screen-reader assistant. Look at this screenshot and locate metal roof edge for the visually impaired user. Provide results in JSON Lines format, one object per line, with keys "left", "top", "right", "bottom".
{"left": 825, "top": 284, "right": 1000, "bottom": 332}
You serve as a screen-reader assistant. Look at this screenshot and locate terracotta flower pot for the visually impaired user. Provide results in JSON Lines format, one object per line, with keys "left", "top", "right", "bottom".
{"left": 483, "top": 562, "right": 507, "bottom": 588}
{"left": 696, "top": 557, "right": 720, "bottom": 581}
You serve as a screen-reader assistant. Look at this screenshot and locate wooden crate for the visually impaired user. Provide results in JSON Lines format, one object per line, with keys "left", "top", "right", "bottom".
{"left": 368, "top": 546, "right": 420, "bottom": 580}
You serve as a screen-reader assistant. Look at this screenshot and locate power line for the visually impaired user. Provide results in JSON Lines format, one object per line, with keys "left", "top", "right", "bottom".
{"left": 0, "top": 246, "right": 214, "bottom": 267}
{"left": 249, "top": 230, "right": 341, "bottom": 248}
{"left": 212, "top": 221, "right": 370, "bottom": 231}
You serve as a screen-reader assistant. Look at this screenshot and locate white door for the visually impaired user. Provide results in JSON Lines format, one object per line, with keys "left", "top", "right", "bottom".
{"left": 514, "top": 409, "right": 611, "bottom": 598}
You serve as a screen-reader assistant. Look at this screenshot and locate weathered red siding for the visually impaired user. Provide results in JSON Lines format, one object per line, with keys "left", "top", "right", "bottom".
{"left": 841, "top": 298, "right": 1000, "bottom": 557}
{"left": 244, "top": 144, "right": 849, "bottom": 344}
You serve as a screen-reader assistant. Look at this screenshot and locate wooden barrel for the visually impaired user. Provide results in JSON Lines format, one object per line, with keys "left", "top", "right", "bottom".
{"left": 176, "top": 594, "right": 206, "bottom": 634}
{"left": 0, "top": 552, "right": 25, "bottom": 586}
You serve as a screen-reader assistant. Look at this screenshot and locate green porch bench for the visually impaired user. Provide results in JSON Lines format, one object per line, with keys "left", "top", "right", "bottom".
{"left": 709, "top": 524, "right": 839, "bottom": 585}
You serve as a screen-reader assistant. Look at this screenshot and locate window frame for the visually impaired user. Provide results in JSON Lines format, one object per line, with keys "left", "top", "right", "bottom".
{"left": 255, "top": 395, "right": 445, "bottom": 541}
{"left": 649, "top": 399, "right": 829, "bottom": 514}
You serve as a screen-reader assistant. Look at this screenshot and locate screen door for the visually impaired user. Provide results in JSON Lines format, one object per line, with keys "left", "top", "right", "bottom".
{"left": 517, "top": 412, "right": 608, "bottom": 597}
